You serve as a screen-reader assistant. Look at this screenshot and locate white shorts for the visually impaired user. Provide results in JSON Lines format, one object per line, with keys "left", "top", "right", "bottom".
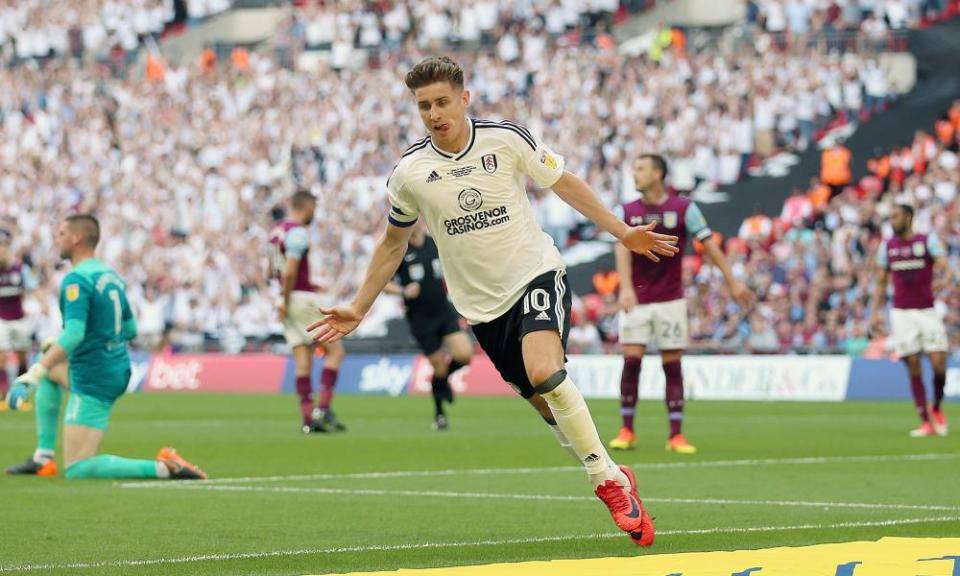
{"left": 284, "top": 291, "right": 324, "bottom": 348}
{"left": 889, "top": 307, "right": 948, "bottom": 357}
{"left": 618, "top": 298, "right": 688, "bottom": 350}
{"left": 0, "top": 318, "right": 31, "bottom": 351}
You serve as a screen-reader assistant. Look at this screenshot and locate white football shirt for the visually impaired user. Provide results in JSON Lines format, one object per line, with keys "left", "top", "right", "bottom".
{"left": 387, "top": 118, "right": 566, "bottom": 324}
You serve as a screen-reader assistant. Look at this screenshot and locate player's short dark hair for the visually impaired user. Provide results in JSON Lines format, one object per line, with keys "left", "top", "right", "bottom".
{"left": 66, "top": 214, "right": 100, "bottom": 249}
{"left": 405, "top": 56, "right": 465, "bottom": 91}
{"left": 291, "top": 190, "right": 316, "bottom": 210}
{"left": 895, "top": 204, "right": 915, "bottom": 218}
{"left": 640, "top": 154, "right": 669, "bottom": 182}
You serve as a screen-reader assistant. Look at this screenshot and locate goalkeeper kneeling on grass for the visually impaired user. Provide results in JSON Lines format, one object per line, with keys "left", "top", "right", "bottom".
{"left": 4, "top": 214, "right": 206, "bottom": 481}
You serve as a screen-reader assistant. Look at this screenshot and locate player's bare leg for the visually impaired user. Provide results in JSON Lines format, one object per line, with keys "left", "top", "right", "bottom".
{"left": 611, "top": 343, "right": 645, "bottom": 450}
{"left": 904, "top": 354, "right": 935, "bottom": 437}
{"left": 521, "top": 330, "right": 654, "bottom": 546}
{"left": 292, "top": 344, "right": 317, "bottom": 433}
{"left": 316, "top": 340, "right": 346, "bottom": 431}
{"left": 0, "top": 349, "right": 9, "bottom": 406}
{"left": 929, "top": 351, "right": 948, "bottom": 436}
{"left": 661, "top": 349, "right": 695, "bottom": 454}
{"left": 64, "top": 425, "right": 105, "bottom": 469}
{"left": 15, "top": 349, "right": 27, "bottom": 379}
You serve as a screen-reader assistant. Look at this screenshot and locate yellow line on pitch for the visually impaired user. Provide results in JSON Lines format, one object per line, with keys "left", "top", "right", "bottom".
{"left": 318, "top": 537, "right": 960, "bottom": 576}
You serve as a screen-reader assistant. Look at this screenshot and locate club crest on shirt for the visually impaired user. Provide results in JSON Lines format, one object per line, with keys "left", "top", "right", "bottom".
{"left": 66, "top": 284, "right": 80, "bottom": 302}
{"left": 481, "top": 154, "right": 497, "bottom": 174}
{"left": 663, "top": 211, "right": 678, "bottom": 229}
{"left": 913, "top": 241, "right": 925, "bottom": 257}
{"left": 539, "top": 150, "right": 558, "bottom": 170}
{"left": 458, "top": 188, "right": 484, "bottom": 212}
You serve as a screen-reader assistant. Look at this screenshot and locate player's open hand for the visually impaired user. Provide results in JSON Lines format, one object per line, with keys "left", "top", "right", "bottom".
{"left": 618, "top": 288, "right": 638, "bottom": 311}
{"left": 621, "top": 223, "right": 679, "bottom": 262}
{"left": 729, "top": 280, "right": 755, "bottom": 309}
{"left": 307, "top": 305, "right": 364, "bottom": 344}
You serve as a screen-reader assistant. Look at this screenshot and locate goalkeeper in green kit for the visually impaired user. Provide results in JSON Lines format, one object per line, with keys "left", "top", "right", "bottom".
{"left": 5, "top": 215, "right": 206, "bottom": 480}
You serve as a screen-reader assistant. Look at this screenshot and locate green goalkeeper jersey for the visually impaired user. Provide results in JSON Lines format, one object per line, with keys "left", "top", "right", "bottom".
{"left": 58, "top": 258, "right": 137, "bottom": 402}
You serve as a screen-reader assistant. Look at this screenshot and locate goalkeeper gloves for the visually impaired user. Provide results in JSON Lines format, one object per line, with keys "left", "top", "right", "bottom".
{"left": 7, "top": 363, "right": 47, "bottom": 411}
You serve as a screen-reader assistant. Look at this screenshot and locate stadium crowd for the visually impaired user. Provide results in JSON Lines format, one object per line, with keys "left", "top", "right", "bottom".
{"left": 745, "top": 0, "right": 955, "bottom": 40}
{"left": 1, "top": 1, "right": 954, "bottom": 356}
{"left": 0, "top": 0, "right": 232, "bottom": 64}
{"left": 570, "top": 100, "right": 960, "bottom": 357}
{"left": 277, "top": 0, "right": 625, "bottom": 58}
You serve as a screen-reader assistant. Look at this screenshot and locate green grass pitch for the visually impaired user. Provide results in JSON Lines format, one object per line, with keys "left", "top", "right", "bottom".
{"left": 2, "top": 393, "right": 958, "bottom": 575}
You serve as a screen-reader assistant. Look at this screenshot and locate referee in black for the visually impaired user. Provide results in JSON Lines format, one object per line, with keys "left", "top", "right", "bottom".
{"left": 385, "top": 223, "right": 473, "bottom": 430}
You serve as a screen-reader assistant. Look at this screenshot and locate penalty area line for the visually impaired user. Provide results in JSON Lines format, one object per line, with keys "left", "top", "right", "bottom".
{"left": 0, "top": 516, "right": 957, "bottom": 573}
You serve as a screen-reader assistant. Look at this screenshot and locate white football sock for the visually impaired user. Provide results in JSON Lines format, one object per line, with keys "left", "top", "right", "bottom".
{"left": 155, "top": 461, "right": 171, "bottom": 478}
{"left": 33, "top": 449, "right": 55, "bottom": 464}
{"left": 548, "top": 424, "right": 582, "bottom": 466}
{"left": 540, "top": 377, "right": 624, "bottom": 487}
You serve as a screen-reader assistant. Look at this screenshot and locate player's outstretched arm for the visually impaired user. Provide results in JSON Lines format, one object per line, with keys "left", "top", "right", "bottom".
{"left": 308, "top": 222, "right": 414, "bottom": 343}
{"left": 550, "top": 171, "right": 678, "bottom": 261}
{"left": 701, "top": 237, "right": 754, "bottom": 309}
{"left": 614, "top": 243, "right": 638, "bottom": 311}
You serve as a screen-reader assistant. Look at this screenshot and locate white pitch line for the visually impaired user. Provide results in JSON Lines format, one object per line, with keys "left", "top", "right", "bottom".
{"left": 1, "top": 516, "right": 957, "bottom": 574}
{"left": 118, "top": 452, "right": 960, "bottom": 487}
{"left": 117, "top": 482, "right": 960, "bottom": 512}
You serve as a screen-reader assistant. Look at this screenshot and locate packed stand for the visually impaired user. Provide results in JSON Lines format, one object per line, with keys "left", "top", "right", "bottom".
{"left": 568, "top": 101, "right": 960, "bottom": 356}
{"left": 0, "top": 0, "right": 232, "bottom": 65}
{"left": 0, "top": 3, "right": 912, "bottom": 353}
{"left": 745, "top": 0, "right": 960, "bottom": 53}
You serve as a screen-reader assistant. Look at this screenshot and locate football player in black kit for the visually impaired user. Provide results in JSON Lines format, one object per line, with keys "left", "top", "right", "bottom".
{"left": 385, "top": 223, "right": 473, "bottom": 430}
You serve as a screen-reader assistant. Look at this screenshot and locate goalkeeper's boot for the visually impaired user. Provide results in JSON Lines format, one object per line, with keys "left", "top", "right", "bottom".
{"left": 609, "top": 427, "right": 636, "bottom": 450}
{"left": 930, "top": 407, "right": 948, "bottom": 436}
{"left": 157, "top": 447, "right": 208, "bottom": 480}
{"left": 666, "top": 434, "right": 697, "bottom": 454}
{"left": 617, "top": 464, "right": 655, "bottom": 546}
{"left": 6, "top": 457, "right": 57, "bottom": 476}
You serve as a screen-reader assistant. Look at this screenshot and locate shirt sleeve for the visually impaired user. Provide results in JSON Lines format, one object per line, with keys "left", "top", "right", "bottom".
{"left": 927, "top": 232, "right": 946, "bottom": 258}
{"left": 283, "top": 226, "right": 310, "bottom": 260}
{"left": 121, "top": 316, "right": 138, "bottom": 341}
{"left": 386, "top": 166, "right": 419, "bottom": 228}
{"left": 876, "top": 241, "right": 888, "bottom": 268}
{"left": 58, "top": 274, "right": 92, "bottom": 353}
{"left": 510, "top": 122, "right": 566, "bottom": 188}
{"left": 685, "top": 202, "right": 714, "bottom": 242}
